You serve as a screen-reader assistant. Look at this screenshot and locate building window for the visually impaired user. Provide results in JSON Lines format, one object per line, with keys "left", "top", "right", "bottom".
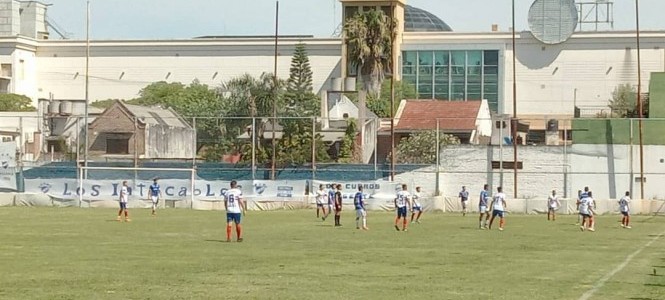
{"left": 403, "top": 50, "right": 500, "bottom": 111}
{"left": 106, "top": 138, "right": 129, "bottom": 154}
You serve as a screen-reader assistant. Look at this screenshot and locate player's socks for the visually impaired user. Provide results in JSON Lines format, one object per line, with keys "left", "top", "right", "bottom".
{"left": 356, "top": 217, "right": 360, "bottom": 229}
{"left": 499, "top": 219, "right": 504, "bottom": 229}
{"left": 402, "top": 219, "right": 407, "bottom": 230}
{"left": 236, "top": 225, "right": 242, "bottom": 240}
{"left": 362, "top": 217, "right": 367, "bottom": 228}
{"left": 226, "top": 225, "right": 232, "bottom": 241}
{"left": 479, "top": 221, "right": 483, "bottom": 228}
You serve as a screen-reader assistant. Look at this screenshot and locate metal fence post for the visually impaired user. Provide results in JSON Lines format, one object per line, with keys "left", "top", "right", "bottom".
{"left": 312, "top": 116, "right": 316, "bottom": 181}
{"left": 435, "top": 118, "right": 440, "bottom": 196}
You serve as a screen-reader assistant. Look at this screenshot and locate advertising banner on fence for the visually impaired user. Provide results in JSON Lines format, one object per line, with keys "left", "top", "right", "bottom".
{"left": 23, "top": 178, "right": 309, "bottom": 201}
{"left": 0, "top": 142, "right": 17, "bottom": 191}
{"left": 311, "top": 180, "right": 401, "bottom": 204}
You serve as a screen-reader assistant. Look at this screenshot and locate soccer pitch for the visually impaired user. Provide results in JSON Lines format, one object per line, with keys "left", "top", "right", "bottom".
{"left": 0, "top": 208, "right": 663, "bottom": 300}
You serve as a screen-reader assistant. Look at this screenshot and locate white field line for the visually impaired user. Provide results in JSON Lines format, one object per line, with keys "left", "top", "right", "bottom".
{"left": 578, "top": 230, "right": 665, "bottom": 300}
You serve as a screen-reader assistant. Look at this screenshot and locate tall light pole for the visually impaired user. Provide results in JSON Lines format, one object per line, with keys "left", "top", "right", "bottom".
{"left": 511, "top": 0, "right": 518, "bottom": 198}
{"left": 83, "top": 0, "right": 90, "bottom": 176}
{"left": 635, "top": 0, "right": 644, "bottom": 199}
{"left": 390, "top": 3, "right": 396, "bottom": 181}
{"left": 271, "top": 1, "right": 279, "bottom": 180}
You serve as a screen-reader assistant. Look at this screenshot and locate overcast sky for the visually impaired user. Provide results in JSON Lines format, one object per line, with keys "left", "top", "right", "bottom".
{"left": 46, "top": 0, "right": 665, "bottom": 40}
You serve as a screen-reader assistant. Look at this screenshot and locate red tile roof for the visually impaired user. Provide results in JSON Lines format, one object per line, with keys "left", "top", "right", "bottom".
{"left": 394, "top": 100, "right": 481, "bottom": 132}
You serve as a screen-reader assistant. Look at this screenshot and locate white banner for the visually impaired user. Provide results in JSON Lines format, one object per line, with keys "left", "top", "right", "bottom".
{"left": 311, "top": 180, "right": 401, "bottom": 204}
{"left": 0, "top": 142, "right": 17, "bottom": 191}
{"left": 23, "top": 178, "right": 310, "bottom": 201}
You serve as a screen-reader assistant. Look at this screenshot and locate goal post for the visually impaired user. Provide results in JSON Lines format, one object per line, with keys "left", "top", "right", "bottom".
{"left": 77, "top": 166, "right": 196, "bottom": 208}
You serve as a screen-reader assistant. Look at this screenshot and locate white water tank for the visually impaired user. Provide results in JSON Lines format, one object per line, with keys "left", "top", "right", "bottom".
{"left": 344, "top": 77, "right": 356, "bottom": 92}
{"left": 59, "top": 101, "right": 72, "bottom": 115}
{"left": 48, "top": 101, "right": 60, "bottom": 115}
{"left": 330, "top": 78, "right": 343, "bottom": 92}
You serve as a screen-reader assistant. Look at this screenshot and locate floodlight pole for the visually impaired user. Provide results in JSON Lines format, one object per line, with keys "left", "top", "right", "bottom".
{"left": 635, "top": 0, "right": 644, "bottom": 199}
{"left": 83, "top": 0, "right": 90, "bottom": 179}
{"left": 390, "top": 3, "right": 396, "bottom": 181}
{"left": 511, "top": 0, "right": 518, "bottom": 198}
{"left": 271, "top": 1, "right": 279, "bottom": 180}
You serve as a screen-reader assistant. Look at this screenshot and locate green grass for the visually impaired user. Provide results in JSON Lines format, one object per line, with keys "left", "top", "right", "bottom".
{"left": 0, "top": 208, "right": 664, "bottom": 300}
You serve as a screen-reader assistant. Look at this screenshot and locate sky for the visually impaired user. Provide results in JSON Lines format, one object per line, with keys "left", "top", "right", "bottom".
{"left": 46, "top": 0, "right": 665, "bottom": 40}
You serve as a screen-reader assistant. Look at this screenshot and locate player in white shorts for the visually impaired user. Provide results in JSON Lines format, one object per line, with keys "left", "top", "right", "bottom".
{"left": 478, "top": 184, "right": 490, "bottom": 229}
{"left": 459, "top": 186, "right": 469, "bottom": 216}
{"left": 315, "top": 184, "right": 328, "bottom": 220}
{"left": 547, "top": 189, "right": 561, "bottom": 221}
{"left": 618, "top": 191, "right": 631, "bottom": 229}
{"left": 148, "top": 179, "right": 162, "bottom": 216}
{"left": 578, "top": 192, "right": 595, "bottom": 232}
{"left": 117, "top": 180, "right": 130, "bottom": 222}
{"left": 410, "top": 186, "right": 423, "bottom": 224}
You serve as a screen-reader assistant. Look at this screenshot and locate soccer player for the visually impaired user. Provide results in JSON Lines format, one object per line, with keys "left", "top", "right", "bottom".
{"left": 578, "top": 191, "right": 595, "bottom": 232}
{"left": 488, "top": 186, "right": 506, "bottom": 231}
{"left": 327, "top": 183, "right": 336, "bottom": 221}
{"left": 619, "top": 191, "right": 631, "bottom": 229}
{"left": 315, "top": 184, "right": 328, "bottom": 220}
{"left": 334, "top": 184, "right": 343, "bottom": 227}
{"left": 354, "top": 185, "right": 368, "bottom": 230}
{"left": 117, "top": 180, "right": 130, "bottom": 222}
{"left": 410, "top": 186, "right": 423, "bottom": 224}
{"left": 459, "top": 186, "right": 469, "bottom": 216}
{"left": 576, "top": 187, "right": 590, "bottom": 225}
{"left": 547, "top": 189, "right": 561, "bottom": 221}
{"left": 395, "top": 184, "right": 411, "bottom": 231}
{"left": 224, "top": 180, "right": 246, "bottom": 242}
{"left": 148, "top": 179, "right": 162, "bottom": 216}
{"left": 478, "top": 184, "right": 490, "bottom": 229}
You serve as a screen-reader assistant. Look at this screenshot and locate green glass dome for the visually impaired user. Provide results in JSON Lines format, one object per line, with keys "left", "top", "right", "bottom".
{"left": 404, "top": 5, "right": 452, "bottom": 32}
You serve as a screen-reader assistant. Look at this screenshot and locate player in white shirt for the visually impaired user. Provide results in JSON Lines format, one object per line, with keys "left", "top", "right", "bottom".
{"left": 410, "top": 186, "right": 423, "bottom": 224}
{"left": 315, "top": 184, "right": 328, "bottom": 220}
{"left": 618, "top": 191, "right": 631, "bottom": 229}
{"left": 547, "top": 189, "right": 561, "bottom": 221}
{"left": 224, "top": 180, "right": 246, "bottom": 242}
{"left": 394, "top": 184, "right": 411, "bottom": 231}
{"left": 459, "top": 186, "right": 469, "bottom": 216}
{"left": 578, "top": 191, "right": 595, "bottom": 232}
{"left": 488, "top": 186, "right": 507, "bottom": 231}
{"left": 117, "top": 180, "right": 130, "bottom": 222}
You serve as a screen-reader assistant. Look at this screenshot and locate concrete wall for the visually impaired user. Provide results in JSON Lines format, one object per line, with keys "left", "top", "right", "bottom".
{"left": 0, "top": 0, "right": 20, "bottom": 37}
{"left": 397, "top": 144, "right": 665, "bottom": 201}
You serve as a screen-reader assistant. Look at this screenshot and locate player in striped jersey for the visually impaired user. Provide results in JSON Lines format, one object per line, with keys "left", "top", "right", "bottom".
{"left": 394, "top": 184, "right": 411, "bottom": 231}
{"left": 327, "top": 184, "right": 336, "bottom": 221}
{"left": 488, "top": 186, "right": 507, "bottom": 231}
{"left": 478, "top": 184, "right": 490, "bottom": 229}
{"left": 578, "top": 191, "right": 595, "bottom": 232}
{"left": 576, "top": 186, "right": 590, "bottom": 225}
{"left": 224, "top": 180, "right": 246, "bottom": 242}
{"left": 618, "top": 191, "right": 631, "bottom": 229}
{"left": 354, "top": 185, "right": 368, "bottom": 230}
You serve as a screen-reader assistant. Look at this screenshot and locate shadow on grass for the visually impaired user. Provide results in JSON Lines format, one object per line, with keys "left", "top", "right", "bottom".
{"left": 204, "top": 239, "right": 229, "bottom": 243}
{"left": 629, "top": 298, "right": 658, "bottom": 300}
{"left": 644, "top": 283, "right": 665, "bottom": 287}
{"left": 315, "top": 224, "right": 334, "bottom": 227}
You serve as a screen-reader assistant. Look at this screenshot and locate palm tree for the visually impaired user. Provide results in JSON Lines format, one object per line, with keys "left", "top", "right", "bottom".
{"left": 344, "top": 9, "right": 397, "bottom": 97}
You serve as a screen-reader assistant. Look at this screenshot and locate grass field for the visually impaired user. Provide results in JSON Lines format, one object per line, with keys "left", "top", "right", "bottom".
{"left": 0, "top": 208, "right": 664, "bottom": 300}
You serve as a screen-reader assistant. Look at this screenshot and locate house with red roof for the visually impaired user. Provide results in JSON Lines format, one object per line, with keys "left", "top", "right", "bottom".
{"left": 376, "top": 99, "right": 492, "bottom": 163}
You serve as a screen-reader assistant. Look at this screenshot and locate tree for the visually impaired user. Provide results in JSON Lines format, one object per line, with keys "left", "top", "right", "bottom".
{"left": 0, "top": 94, "right": 36, "bottom": 111}
{"left": 607, "top": 84, "right": 636, "bottom": 118}
{"left": 278, "top": 43, "right": 329, "bottom": 165}
{"left": 366, "top": 80, "right": 416, "bottom": 118}
{"left": 343, "top": 9, "right": 397, "bottom": 97}
{"left": 338, "top": 118, "right": 359, "bottom": 163}
{"left": 392, "top": 130, "right": 460, "bottom": 164}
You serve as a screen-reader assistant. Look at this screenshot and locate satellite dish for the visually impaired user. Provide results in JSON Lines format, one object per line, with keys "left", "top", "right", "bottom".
{"left": 528, "top": 0, "right": 579, "bottom": 44}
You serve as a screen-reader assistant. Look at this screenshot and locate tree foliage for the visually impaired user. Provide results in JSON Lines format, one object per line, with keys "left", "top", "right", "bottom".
{"left": 366, "top": 80, "right": 416, "bottom": 118}
{"left": 343, "top": 9, "right": 397, "bottom": 97}
{"left": 338, "top": 118, "right": 359, "bottom": 163}
{"left": 607, "top": 83, "right": 637, "bottom": 118}
{"left": 393, "top": 130, "right": 460, "bottom": 164}
{"left": 0, "top": 93, "right": 36, "bottom": 111}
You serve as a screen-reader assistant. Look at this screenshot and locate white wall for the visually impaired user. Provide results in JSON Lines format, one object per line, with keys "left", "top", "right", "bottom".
{"left": 428, "top": 144, "right": 665, "bottom": 201}
{"left": 35, "top": 39, "right": 342, "bottom": 104}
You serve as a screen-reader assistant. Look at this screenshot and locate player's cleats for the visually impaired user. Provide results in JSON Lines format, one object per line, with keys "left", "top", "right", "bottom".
{"left": 237, "top": 238, "right": 243, "bottom": 242}
{"left": 322, "top": 217, "right": 326, "bottom": 221}
{"left": 125, "top": 218, "right": 131, "bottom": 222}
{"left": 226, "top": 239, "right": 231, "bottom": 242}
{"left": 356, "top": 227, "right": 360, "bottom": 229}
{"left": 579, "top": 226, "right": 585, "bottom": 231}
{"left": 362, "top": 227, "right": 369, "bottom": 230}
{"left": 394, "top": 225, "right": 400, "bottom": 231}
{"left": 588, "top": 228, "right": 595, "bottom": 232}
{"left": 116, "top": 216, "right": 122, "bottom": 222}
{"left": 416, "top": 220, "right": 421, "bottom": 224}
{"left": 625, "top": 226, "right": 632, "bottom": 229}
{"left": 498, "top": 228, "right": 504, "bottom": 231}
{"left": 620, "top": 224, "right": 625, "bottom": 228}
{"left": 402, "top": 228, "right": 408, "bottom": 232}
